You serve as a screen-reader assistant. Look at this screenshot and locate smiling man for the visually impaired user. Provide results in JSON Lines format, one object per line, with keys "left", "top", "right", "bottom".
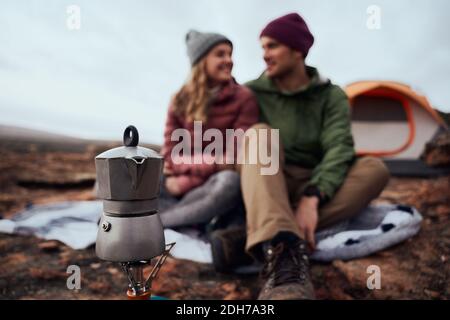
{"left": 237, "top": 13, "right": 390, "bottom": 299}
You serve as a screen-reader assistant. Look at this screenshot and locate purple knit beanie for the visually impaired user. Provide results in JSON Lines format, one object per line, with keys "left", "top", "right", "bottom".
{"left": 260, "top": 13, "right": 314, "bottom": 57}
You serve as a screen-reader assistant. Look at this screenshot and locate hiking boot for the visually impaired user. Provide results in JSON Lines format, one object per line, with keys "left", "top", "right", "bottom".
{"left": 209, "top": 225, "right": 254, "bottom": 273}
{"left": 257, "top": 238, "right": 315, "bottom": 300}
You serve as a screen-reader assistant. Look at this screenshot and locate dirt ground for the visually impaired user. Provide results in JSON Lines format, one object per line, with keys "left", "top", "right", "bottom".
{"left": 0, "top": 142, "right": 448, "bottom": 300}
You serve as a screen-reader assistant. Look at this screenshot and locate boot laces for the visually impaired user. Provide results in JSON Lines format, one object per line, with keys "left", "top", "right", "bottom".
{"left": 260, "top": 241, "right": 309, "bottom": 286}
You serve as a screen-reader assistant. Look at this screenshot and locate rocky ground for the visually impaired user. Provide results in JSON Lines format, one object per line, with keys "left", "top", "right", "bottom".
{"left": 0, "top": 134, "right": 448, "bottom": 300}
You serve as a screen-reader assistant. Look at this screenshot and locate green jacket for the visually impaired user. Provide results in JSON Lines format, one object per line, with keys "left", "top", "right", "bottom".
{"left": 245, "top": 66, "right": 355, "bottom": 201}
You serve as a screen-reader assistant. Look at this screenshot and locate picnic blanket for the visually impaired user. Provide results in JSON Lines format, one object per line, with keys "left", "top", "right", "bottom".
{"left": 0, "top": 201, "right": 422, "bottom": 264}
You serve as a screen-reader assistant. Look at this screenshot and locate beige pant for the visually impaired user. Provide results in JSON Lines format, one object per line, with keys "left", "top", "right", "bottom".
{"left": 237, "top": 123, "right": 390, "bottom": 258}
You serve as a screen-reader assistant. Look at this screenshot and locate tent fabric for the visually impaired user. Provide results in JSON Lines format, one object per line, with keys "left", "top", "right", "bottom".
{"left": 345, "top": 81, "right": 447, "bottom": 160}
{"left": 383, "top": 159, "right": 450, "bottom": 177}
{"left": 346, "top": 81, "right": 446, "bottom": 127}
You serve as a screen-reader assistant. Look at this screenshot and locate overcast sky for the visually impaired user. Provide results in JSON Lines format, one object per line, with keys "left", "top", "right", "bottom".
{"left": 1, "top": 0, "right": 449, "bottom": 144}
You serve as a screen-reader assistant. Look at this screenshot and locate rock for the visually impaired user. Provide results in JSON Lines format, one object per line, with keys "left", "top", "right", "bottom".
{"left": 38, "top": 241, "right": 60, "bottom": 252}
{"left": 435, "top": 205, "right": 450, "bottom": 218}
{"left": 1, "top": 253, "right": 28, "bottom": 271}
{"left": 221, "top": 282, "right": 237, "bottom": 292}
{"left": 107, "top": 267, "right": 119, "bottom": 275}
{"left": 223, "top": 289, "right": 252, "bottom": 300}
{"left": 221, "top": 282, "right": 252, "bottom": 300}
{"left": 421, "top": 131, "right": 450, "bottom": 167}
{"left": 88, "top": 281, "right": 111, "bottom": 293}
{"left": 29, "top": 267, "right": 66, "bottom": 280}
{"left": 58, "top": 250, "right": 73, "bottom": 265}
{"left": 90, "top": 263, "right": 101, "bottom": 270}
{"left": 332, "top": 260, "right": 367, "bottom": 288}
{"left": 423, "top": 289, "right": 440, "bottom": 299}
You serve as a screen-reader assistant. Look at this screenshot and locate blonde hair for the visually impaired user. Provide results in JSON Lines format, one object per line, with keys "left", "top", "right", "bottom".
{"left": 173, "top": 59, "right": 211, "bottom": 122}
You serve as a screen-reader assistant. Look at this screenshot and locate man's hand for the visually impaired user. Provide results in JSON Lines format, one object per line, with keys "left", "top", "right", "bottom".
{"left": 165, "top": 177, "right": 182, "bottom": 196}
{"left": 295, "top": 196, "right": 319, "bottom": 251}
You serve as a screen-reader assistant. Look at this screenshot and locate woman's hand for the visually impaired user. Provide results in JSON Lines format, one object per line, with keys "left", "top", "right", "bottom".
{"left": 163, "top": 161, "right": 174, "bottom": 176}
{"left": 165, "top": 177, "right": 182, "bottom": 196}
{"left": 295, "top": 196, "right": 319, "bottom": 251}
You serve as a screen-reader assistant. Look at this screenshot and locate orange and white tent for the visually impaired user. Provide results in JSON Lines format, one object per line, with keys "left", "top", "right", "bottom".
{"left": 345, "top": 81, "right": 447, "bottom": 160}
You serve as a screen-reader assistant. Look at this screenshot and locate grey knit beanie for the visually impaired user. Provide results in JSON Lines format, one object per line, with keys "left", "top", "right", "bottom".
{"left": 185, "top": 29, "right": 232, "bottom": 66}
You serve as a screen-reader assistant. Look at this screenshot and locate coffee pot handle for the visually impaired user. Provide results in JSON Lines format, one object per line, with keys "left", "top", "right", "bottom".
{"left": 123, "top": 125, "right": 139, "bottom": 147}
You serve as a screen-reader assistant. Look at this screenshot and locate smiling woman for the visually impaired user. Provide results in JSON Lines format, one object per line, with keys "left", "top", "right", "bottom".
{"left": 172, "top": 30, "right": 234, "bottom": 123}
{"left": 157, "top": 29, "right": 259, "bottom": 233}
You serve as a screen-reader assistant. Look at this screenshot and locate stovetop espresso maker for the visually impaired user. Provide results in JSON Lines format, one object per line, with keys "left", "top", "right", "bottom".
{"left": 95, "top": 125, "right": 174, "bottom": 299}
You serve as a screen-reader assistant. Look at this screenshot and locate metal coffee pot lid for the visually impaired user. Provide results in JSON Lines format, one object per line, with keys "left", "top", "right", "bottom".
{"left": 96, "top": 126, "right": 162, "bottom": 161}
